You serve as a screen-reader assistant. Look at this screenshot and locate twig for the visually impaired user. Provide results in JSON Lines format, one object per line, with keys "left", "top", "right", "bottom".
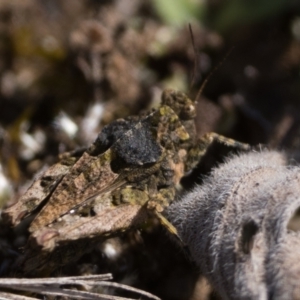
{"left": 0, "top": 274, "right": 161, "bottom": 300}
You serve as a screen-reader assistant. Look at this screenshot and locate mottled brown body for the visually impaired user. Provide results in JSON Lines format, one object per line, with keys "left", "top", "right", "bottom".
{"left": 3, "top": 89, "right": 250, "bottom": 273}
{"left": 29, "top": 150, "right": 119, "bottom": 231}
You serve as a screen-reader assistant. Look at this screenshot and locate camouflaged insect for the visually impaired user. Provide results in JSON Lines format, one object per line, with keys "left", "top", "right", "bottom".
{"left": 3, "top": 89, "right": 250, "bottom": 273}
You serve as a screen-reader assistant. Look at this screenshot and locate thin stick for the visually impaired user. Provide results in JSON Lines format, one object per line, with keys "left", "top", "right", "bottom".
{"left": 0, "top": 274, "right": 161, "bottom": 300}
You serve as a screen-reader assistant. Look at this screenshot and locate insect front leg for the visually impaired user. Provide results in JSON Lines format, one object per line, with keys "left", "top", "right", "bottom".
{"left": 186, "top": 132, "right": 251, "bottom": 171}
{"left": 153, "top": 210, "right": 183, "bottom": 242}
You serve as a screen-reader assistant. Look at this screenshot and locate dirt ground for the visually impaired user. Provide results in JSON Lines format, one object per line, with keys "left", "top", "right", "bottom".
{"left": 0, "top": 0, "right": 300, "bottom": 299}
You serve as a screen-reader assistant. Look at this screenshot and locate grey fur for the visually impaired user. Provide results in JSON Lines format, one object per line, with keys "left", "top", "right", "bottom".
{"left": 166, "top": 150, "right": 300, "bottom": 299}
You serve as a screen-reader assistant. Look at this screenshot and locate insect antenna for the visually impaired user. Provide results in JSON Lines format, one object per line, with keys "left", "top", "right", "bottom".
{"left": 188, "top": 23, "right": 199, "bottom": 90}
{"left": 194, "top": 46, "right": 235, "bottom": 103}
{"left": 188, "top": 23, "right": 235, "bottom": 103}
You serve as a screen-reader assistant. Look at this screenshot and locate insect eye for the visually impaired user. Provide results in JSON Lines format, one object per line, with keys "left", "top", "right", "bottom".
{"left": 180, "top": 104, "right": 196, "bottom": 119}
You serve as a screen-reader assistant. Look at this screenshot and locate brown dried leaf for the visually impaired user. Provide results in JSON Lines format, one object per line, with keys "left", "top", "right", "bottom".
{"left": 33, "top": 205, "right": 148, "bottom": 251}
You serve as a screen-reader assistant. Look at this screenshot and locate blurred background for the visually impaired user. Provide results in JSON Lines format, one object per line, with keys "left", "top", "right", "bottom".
{"left": 0, "top": 0, "right": 300, "bottom": 299}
